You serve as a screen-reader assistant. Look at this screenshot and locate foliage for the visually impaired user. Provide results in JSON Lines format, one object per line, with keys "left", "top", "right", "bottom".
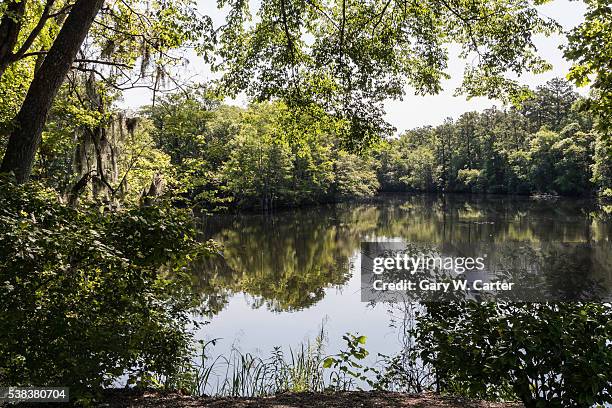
{"left": 216, "top": 0, "right": 558, "bottom": 149}
{"left": 0, "top": 0, "right": 61, "bottom": 131}
{"left": 0, "top": 177, "right": 207, "bottom": 401}
{"left": 322, "top": 309, "right": 436, "bottom": 394}
{"left": 145, "top": 98, "right": 379, "bottom": 209}
{"left": 38, "top": 90, "right": 175, "bottom": 205}
{"left": 564, "top": 0, "right": 612, "bottom": 198}
{"left": 0, "top": 0, "right": 609, "bottom": 405}
{"left": 334, "top": 152, "right": 380, "bottom": 199}
{"left": 322, "top": 333, "right": 377, "bottom": 390}
{"left": 375, "top": 79, "right": 598, "bottom": 196}
{"left": 565, "top": 0, "right": 612, "bottom": 131}
{"left": 416, "top": 302, "right": 612, "bottom": 407}
{"left": 144, "top": 92, "right": 236, "bottom": 209}
{"left": 457, "top": 169, "right": 485, "bottom": 193}
{"left": 0, "top": 0, "right": 211, "bottom": 108}
{"left": 220, "top": 104, "right": 295, "bottom": 208}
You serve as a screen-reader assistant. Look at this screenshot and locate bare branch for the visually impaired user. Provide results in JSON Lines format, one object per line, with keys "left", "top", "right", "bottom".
{"left": 74, "top": 58, "right": 132, "bottom": 69}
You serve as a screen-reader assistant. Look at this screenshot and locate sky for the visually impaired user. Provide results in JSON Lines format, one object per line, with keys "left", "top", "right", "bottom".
{"left": 119, "top": 0, "right": 587, "bottom": 134}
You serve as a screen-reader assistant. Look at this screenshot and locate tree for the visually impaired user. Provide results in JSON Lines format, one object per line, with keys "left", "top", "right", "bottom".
{"left": 527, "top": 129, "right": 560, "bottom": 193}
{"left": 217, "top": 0, "right": 558, "bottom": 149}
{"left": 552, "top": 124, "right": 594, "bottom": 195}
{"left": 1, "top": 0, "right": 105, "bottom": 183}
{"left": 334, "top": 151, "right": 379, "bottom": 198}
{"left": 521, "top": 78, "right": 579, "bottom": 132}
{"left": 565, "top": 0, "right": 612, "bottom": 130}
{"left": 0, "top": 0, "right": 211, "bottom": 183}
{"left": 564, "top": 0, "right": 612, "bottom": 198}
{"left": 221, "top": 108, "right": 294, "bottom": 209}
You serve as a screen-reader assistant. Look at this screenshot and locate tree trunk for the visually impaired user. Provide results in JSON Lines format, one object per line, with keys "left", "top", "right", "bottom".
{"left": 0, "top": 0, "right": 27, "bottom": 78}
{"left": 0, "top": 0, "right": 104, "bottom": 183}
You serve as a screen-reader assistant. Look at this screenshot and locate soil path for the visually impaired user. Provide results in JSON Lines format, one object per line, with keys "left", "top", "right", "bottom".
{"left": 99, "top": 390, "right": 523, "bottom": 408}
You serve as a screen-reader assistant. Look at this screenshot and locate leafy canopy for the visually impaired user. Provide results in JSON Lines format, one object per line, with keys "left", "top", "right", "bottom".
{"left": 216, "top": 0, "right": 559, "bottom": 148}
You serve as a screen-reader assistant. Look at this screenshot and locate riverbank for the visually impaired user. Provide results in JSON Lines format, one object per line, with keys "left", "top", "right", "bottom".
{"left": 99, "top": 389, "right": 522, "bottom": 407}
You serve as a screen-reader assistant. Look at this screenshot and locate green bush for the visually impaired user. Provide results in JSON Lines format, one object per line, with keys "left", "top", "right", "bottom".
{"left": 416, "top": 302, "right": 612, "bottom": 407}
{"left": 0, "top": 177, "right": 205, "bottom": 401}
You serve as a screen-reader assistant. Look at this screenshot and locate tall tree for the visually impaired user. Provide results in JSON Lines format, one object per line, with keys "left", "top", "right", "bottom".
{"left": 521, "top": 78, "right": 579, "bottom": 132}
{"left": 0, "top": 0, "right": 210, "bottom": 183}
{"left": 1, "top": 0, "right": 104, "bottom": 183}
{"left": 564, "top": 0, "right": 612, "bottom": 197}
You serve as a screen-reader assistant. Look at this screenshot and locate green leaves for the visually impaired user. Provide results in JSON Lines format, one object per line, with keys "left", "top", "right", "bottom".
{"left": 216, "top": 0, "right": 559, "bottom": 147}
{"left": 0, "top": 176, "right": 208, "bottom": 400}
{"left": 417, "top": 302, "right": 612, "bottom": 406}
{"left": 564, "top": 1, "right": 612, "bottom": 198}
{"left": 322, "top": 333, "right": 378, "bottom": 390}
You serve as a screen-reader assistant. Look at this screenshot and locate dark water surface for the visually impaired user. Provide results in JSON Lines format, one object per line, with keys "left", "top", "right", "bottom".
{"left": 193, "top": 194, "right": 612, "bottom": 356}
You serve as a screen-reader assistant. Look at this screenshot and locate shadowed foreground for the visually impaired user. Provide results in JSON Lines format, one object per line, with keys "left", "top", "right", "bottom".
{"left": 99, "top": 390, "right": 523, "bottom": 408}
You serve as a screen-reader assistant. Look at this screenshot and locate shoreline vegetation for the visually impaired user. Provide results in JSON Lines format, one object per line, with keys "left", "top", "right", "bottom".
{"left": 0, "top": 0, "right": 611, "bottom": 406}
{"left": 3, "top": 183, "right": 610, "bottom": 407}
{"left": 26, "top": 77, "right": 611, "bottom": 214}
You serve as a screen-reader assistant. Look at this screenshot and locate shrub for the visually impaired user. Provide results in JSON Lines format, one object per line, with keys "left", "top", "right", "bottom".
{"left": 0, "top": 177, "right": 205, "bottom": 402}
{"left": 416, "top": 302, "right": 612, "bottom": 408}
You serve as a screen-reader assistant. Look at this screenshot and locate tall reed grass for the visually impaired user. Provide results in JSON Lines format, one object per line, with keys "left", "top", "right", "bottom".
{"left": 185, "top": 328, "right": 355, "bottom": 397}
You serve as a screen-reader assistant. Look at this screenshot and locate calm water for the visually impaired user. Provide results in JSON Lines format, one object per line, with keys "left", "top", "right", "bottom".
{"left": 193, "top": 194, "right": 612, "bottom": 358}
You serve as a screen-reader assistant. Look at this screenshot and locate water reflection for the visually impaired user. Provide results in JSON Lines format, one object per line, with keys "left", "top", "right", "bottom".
{"left": 193, "top": 194, "right": 612, "bottom": 313}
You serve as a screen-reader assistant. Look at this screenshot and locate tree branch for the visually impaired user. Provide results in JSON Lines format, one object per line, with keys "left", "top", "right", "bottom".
{"left": 74, "top": 58, "right": 132, "bottom": 69}
{"left": 12, "top": 0, "right": 58, "bottom": 61}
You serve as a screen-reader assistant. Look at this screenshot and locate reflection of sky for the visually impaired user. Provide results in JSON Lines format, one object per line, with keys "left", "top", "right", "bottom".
{"left": 196, "top": 251, "right": 400, "bottom": 364}
{"left": 195, "top": 195, "right": 612, "bottom": 366}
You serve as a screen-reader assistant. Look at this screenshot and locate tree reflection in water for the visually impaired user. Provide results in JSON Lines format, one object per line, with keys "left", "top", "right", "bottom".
{"left": 191, "top": 195, "right": 612, "bottom": 315}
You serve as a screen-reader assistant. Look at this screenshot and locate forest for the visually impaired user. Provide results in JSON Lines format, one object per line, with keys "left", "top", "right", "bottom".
{"left": 20, "top": 77, "right": 611, "bottom": 211}
{"left": 0, "top": 0, "right": 611, "bottom": 406}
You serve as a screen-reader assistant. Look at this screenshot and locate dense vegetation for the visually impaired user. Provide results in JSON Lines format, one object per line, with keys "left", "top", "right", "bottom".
{"left": 0, "top": 177, "right": 209, "bottom": 401}
{"left": 376, "top": 78, "right": 607, "bottom": 196}
{"left": 0, "top": 0, "right": 610, "bottom": 405}
{"left": 145, "top": 78, "right": 610, "bottom": 203}
{"left": 26, "top": 77, "right": 610, "bottom": 212}
{"left": 145, "top": 97, "right": 380, "bottom": 209}
{"left": 417, "top": 302, "right": 612, "bottom": 407}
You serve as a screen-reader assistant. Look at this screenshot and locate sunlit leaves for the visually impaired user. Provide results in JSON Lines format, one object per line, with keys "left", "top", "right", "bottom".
{"left": 0, "top": 177, "right": 208, "bottom": 399}
{"left": 564, "top": 0, "right": 612, "bottom": 198}
{"left": 216, "top": 0, "right": 559, "bottom": 147}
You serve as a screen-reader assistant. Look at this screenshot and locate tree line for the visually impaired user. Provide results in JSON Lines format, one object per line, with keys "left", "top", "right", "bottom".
{"left": 148, "top": 77, "right": 610, "bottom": 206}
{"left": 25, "top": 77, "right": 610, "bottom": 211}
{"left": 377, "top": 78, "right": 610, "bottom": 197}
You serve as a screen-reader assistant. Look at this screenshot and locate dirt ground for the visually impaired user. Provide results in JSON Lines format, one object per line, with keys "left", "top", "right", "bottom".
{"left": 98, "top": 389, "right": 523, "bottom": 408}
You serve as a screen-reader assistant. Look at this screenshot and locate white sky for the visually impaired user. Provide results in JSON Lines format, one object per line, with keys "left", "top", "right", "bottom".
{"left": 119, "top": 0, "right": 586, "bottom": 134}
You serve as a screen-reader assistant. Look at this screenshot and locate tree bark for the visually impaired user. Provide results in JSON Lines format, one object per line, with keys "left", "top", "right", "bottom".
{"left": 0, "top": 0, "right": 105, "bottom": 183}
{"left": 0, "top": 0, "right": 27, "bottom": 78}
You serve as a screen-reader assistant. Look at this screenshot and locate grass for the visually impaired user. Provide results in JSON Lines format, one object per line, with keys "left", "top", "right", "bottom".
{"left": 174, "top": 307, "right": 434, "bottom": 398}
{"left": 185, "top": 328, "right": 355, "bottom": 397}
